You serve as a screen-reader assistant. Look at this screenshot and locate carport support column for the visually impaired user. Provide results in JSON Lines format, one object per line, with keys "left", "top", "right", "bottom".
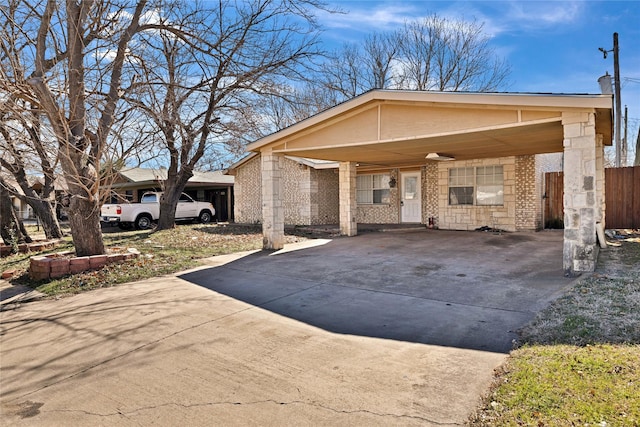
{"left": 261, "top": 150, "right": 284, "bottom": 250}
{"left": 562, "top": 111, "right": 600, "bottom": 276}
{"left": 339, "top": 161, "right": 357, "bottom": 236}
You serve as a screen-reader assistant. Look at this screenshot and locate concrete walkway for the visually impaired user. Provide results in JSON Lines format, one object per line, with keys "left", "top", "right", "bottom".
{"left": 0, "top": 230, "right": 572, "bottom": 426}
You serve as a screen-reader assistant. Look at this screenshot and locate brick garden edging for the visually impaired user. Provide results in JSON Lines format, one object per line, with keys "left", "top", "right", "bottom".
{"left": 30, "top": 249, "right": 140, "bottom": 281}
{"left": 1, "top": 240, "right": 61, "bottom": 257}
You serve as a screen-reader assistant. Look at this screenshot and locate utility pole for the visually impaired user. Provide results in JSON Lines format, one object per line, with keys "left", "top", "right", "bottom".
{"left": 623, "top": 105, "right": 628, "bottom": 166}
{"left": 613, "top": 33, "right": 622, "bottom": 167}
{"left": 599, "top": 33, "right": 623, "bottom": 167}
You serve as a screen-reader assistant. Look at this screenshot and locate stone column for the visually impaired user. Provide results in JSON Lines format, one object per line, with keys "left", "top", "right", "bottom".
{"left": 562, "top": 111, "right": 599, "bottom": 275}
{"left": 339, "top": 161, "right": 357, "bottom": 236}
{"left": 595, "top": 134, "right": 606, "bottom": 229}
{"left": 261, "top": 150, "right": 284, "bottom": 250}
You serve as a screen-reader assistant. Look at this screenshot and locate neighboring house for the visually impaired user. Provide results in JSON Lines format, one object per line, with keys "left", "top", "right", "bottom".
{"left": 234, "top": 90, "right": 612, "bottom": 276}
{"left": 2, "top": 175, "right": 44, "bottom": 220}
{"left": 106, "top": 167, "right": 235, "bottom": 221}
{"left": 1, "top": 174, "right": 68, "bottom": 220}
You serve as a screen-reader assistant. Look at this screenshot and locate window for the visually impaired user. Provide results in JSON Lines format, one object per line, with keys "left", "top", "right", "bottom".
{"left": 476, "top": 166, "right": 504, "bottom": 206}
{"left": 449, "top": 166, "right": 503, "bottom": 206}
{"left": 357, "top": 174, "right": 390, "bottom": 204}
{"left": 179, "top": 193, "right": 194, "bottom": 203}
{"left": 448, "top": 167, "right": 474, "bottom": 205}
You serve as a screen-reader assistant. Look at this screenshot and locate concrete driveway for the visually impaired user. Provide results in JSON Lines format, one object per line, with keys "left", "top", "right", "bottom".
{"left": 184, "top": 229, "right": 571, "bottom": 353}
{"left": 1, "top": 229, "right": 571, "bottom": 426}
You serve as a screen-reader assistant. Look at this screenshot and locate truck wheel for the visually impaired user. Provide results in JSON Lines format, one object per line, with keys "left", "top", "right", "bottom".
{"left": 199, "top": 210, "right": 212, "bottom": 224}
{"left": 135, "top": 214, "right": 153, "bottom": 230}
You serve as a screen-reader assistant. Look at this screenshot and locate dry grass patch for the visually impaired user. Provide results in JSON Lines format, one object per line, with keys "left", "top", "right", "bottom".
{"left": 2, "top": 223, "right": 307, "bottom": 297}
{"left": 471, "top": 234, "right": 640, "bottom": 426}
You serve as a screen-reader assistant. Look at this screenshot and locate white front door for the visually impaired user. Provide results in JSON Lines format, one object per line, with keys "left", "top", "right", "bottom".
{"left": 401, "top": 171, "right": 421, "bottom": 223}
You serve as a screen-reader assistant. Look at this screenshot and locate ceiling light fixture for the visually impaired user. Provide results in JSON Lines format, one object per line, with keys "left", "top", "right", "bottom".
{"left": 426, "top": 153, "right": 455, "bottom": 161}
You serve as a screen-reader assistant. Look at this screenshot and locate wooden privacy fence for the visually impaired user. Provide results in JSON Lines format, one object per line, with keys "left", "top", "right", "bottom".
{"left": 605, "top": 166, "right": 640, "bottom": 229}
{"left": 544, "top": 166, "right": 640, "bottom": 229}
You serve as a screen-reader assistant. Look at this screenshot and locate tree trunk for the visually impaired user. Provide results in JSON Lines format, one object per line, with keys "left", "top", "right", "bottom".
{"left": 0, "top": 173, "right": 63, "bottom": 240}
{"left": 156, "top": 193, "right": 180, "bottom": 231}
{"left": 30, "top": 199, "right": 63, "bottom": 239}
{"left": 67, "top": 196, "right": 104, "bottom": 257}
{"left": 155, "top": 171, "right": 193, "bottom": 231}
{"left": 1, "top": 184, "right": 32, "bottom": 246}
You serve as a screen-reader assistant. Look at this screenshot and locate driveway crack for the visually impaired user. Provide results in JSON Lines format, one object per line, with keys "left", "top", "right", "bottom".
{"left": 43, "top": 400, "right": 463, "bottom": 425}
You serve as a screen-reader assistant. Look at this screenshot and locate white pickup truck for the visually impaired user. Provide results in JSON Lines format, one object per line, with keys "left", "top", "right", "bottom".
{"left": 101, "top": 192, "right": 215, "bottom": 230}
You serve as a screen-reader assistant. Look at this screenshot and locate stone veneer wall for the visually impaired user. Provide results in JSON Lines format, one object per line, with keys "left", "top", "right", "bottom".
{"left": 356, "top": 168, "right": 400, "bottom": 224}
{"left": 237, "top": 154, "right": 546, "bottom": 230}
{"left": 283, "top": 159, "right": 312, "bottom": 225}
{"left": 422, "top": 163, "right": 438, "bottom": 225}
{"left": 234, "top": 155, "right": 340, "bottom": 226}
{"left": 234, "top": 155, "right": 262, "bottom": 224}
{"left": 515, "top": 155, "right": 538, "bottom": 231}
{"left": 311, "top": 168, "right": 339, "bottom": 224}
{"left": 437, "top": 157, "right": 517, "bottom": 232}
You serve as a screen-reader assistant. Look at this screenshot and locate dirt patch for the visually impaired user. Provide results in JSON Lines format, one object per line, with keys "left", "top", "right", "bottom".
{"left": 518, "top": 230, "right": 640, "bottom": 346}
{"left": 484, "top": 233, "right": 535, "bottom": 247}
{"left": 2, "top": 401, "right": 44, "bottom": 419}
{"left": 413, "top": 264, "right": 443, "bottom": 274}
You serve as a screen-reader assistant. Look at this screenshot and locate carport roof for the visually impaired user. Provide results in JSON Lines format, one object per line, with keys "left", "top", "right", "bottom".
{"left": 247, "top": 90, "right": 613, "bottom": 168}
{"left": 111, "top": 167, "right": 234, "bottom": 188}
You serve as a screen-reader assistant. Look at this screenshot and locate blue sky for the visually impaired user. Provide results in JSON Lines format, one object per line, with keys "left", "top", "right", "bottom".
{"left": 317, "top": 1, "right": 640, "bottom": 143}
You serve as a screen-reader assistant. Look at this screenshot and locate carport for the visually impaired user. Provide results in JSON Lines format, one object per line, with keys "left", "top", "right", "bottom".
{"left": 247, "top": 90, "right": 613, "bottom": 276}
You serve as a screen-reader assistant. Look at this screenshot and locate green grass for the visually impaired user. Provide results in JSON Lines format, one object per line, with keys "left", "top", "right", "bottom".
{"left": 473, "top": 344, "right": 640, "bottom": 426}
{"left": 1, "top": 223, "right": 306, "bottom": 296}
{"left": 471, "top": 236, "right": 640, "bottom": 426}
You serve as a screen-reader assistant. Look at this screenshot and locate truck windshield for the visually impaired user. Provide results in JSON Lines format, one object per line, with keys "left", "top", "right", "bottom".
{"left": 141, "top": 194, "right": 157, "bottom": 203}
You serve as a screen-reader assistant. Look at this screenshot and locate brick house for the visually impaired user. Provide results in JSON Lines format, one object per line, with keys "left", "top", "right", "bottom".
{"left": 229, "top": 152, "right": 564, "bottom": 231}
{"left": 231, "top": 90, "right": 612, "bottom": 275}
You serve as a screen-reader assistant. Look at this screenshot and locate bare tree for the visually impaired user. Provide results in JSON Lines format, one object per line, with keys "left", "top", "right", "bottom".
{"left": 0, "top": 99, "right": 63, "bottom": 239}
{"left": 223, "top": 82, "right": 337, "bottom": 148}
{"left": 318, "top": 13, "right": 510, "bottom": 101}
{"left": 0, "top": 171, "right": 32, "bottom": 247}
{"left": 397, "top": 15, "right": 510, "bottom": 91}
{"left": 0, "top": 0, "right": 166, "bottom": 256}
{"left": 128, "top": 0, "right": 328, "bottom": 230}
{"left": 362, "top": 32, "right": 402, "bottom": 90}
{"left": 320, "top": 43, "right": 366, "bottom": 100}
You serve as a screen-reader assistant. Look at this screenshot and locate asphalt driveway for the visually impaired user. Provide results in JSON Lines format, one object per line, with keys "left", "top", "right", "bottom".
{"left": 1, "top": 229, "right": 571, "bottom": 426}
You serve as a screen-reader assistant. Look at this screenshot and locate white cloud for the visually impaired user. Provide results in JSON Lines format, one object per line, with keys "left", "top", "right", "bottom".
{"left": 318, "top": 3, "right": 418, "bottom": 31}
{"left": 95, "top": 48, "right": 118, "bottom": 62}
{"left": 141, "top": 8, "right": 162, "bottom": 25}
{"left": 320, "top": 1, "right": 585, "bottom": 40}
{"left": 501, "top": 1, "right": 583, "bottom": 29}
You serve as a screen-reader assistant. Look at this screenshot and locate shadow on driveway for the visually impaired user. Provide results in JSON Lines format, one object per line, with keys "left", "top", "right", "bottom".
{"left": 181, "top": 229, "right": 573, "bottom": 353}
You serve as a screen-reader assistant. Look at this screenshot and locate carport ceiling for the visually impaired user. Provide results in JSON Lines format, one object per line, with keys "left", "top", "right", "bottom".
{"left": 273, "top": 121, "right": 564, "bottom": 167}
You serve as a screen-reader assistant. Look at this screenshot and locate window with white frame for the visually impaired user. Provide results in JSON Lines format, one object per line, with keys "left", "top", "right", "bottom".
{"left": 448, "top": 166, "right": 504, "bottom": 206}
{"left": 357, "top": 174, "right": 390, "bottom": 204}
